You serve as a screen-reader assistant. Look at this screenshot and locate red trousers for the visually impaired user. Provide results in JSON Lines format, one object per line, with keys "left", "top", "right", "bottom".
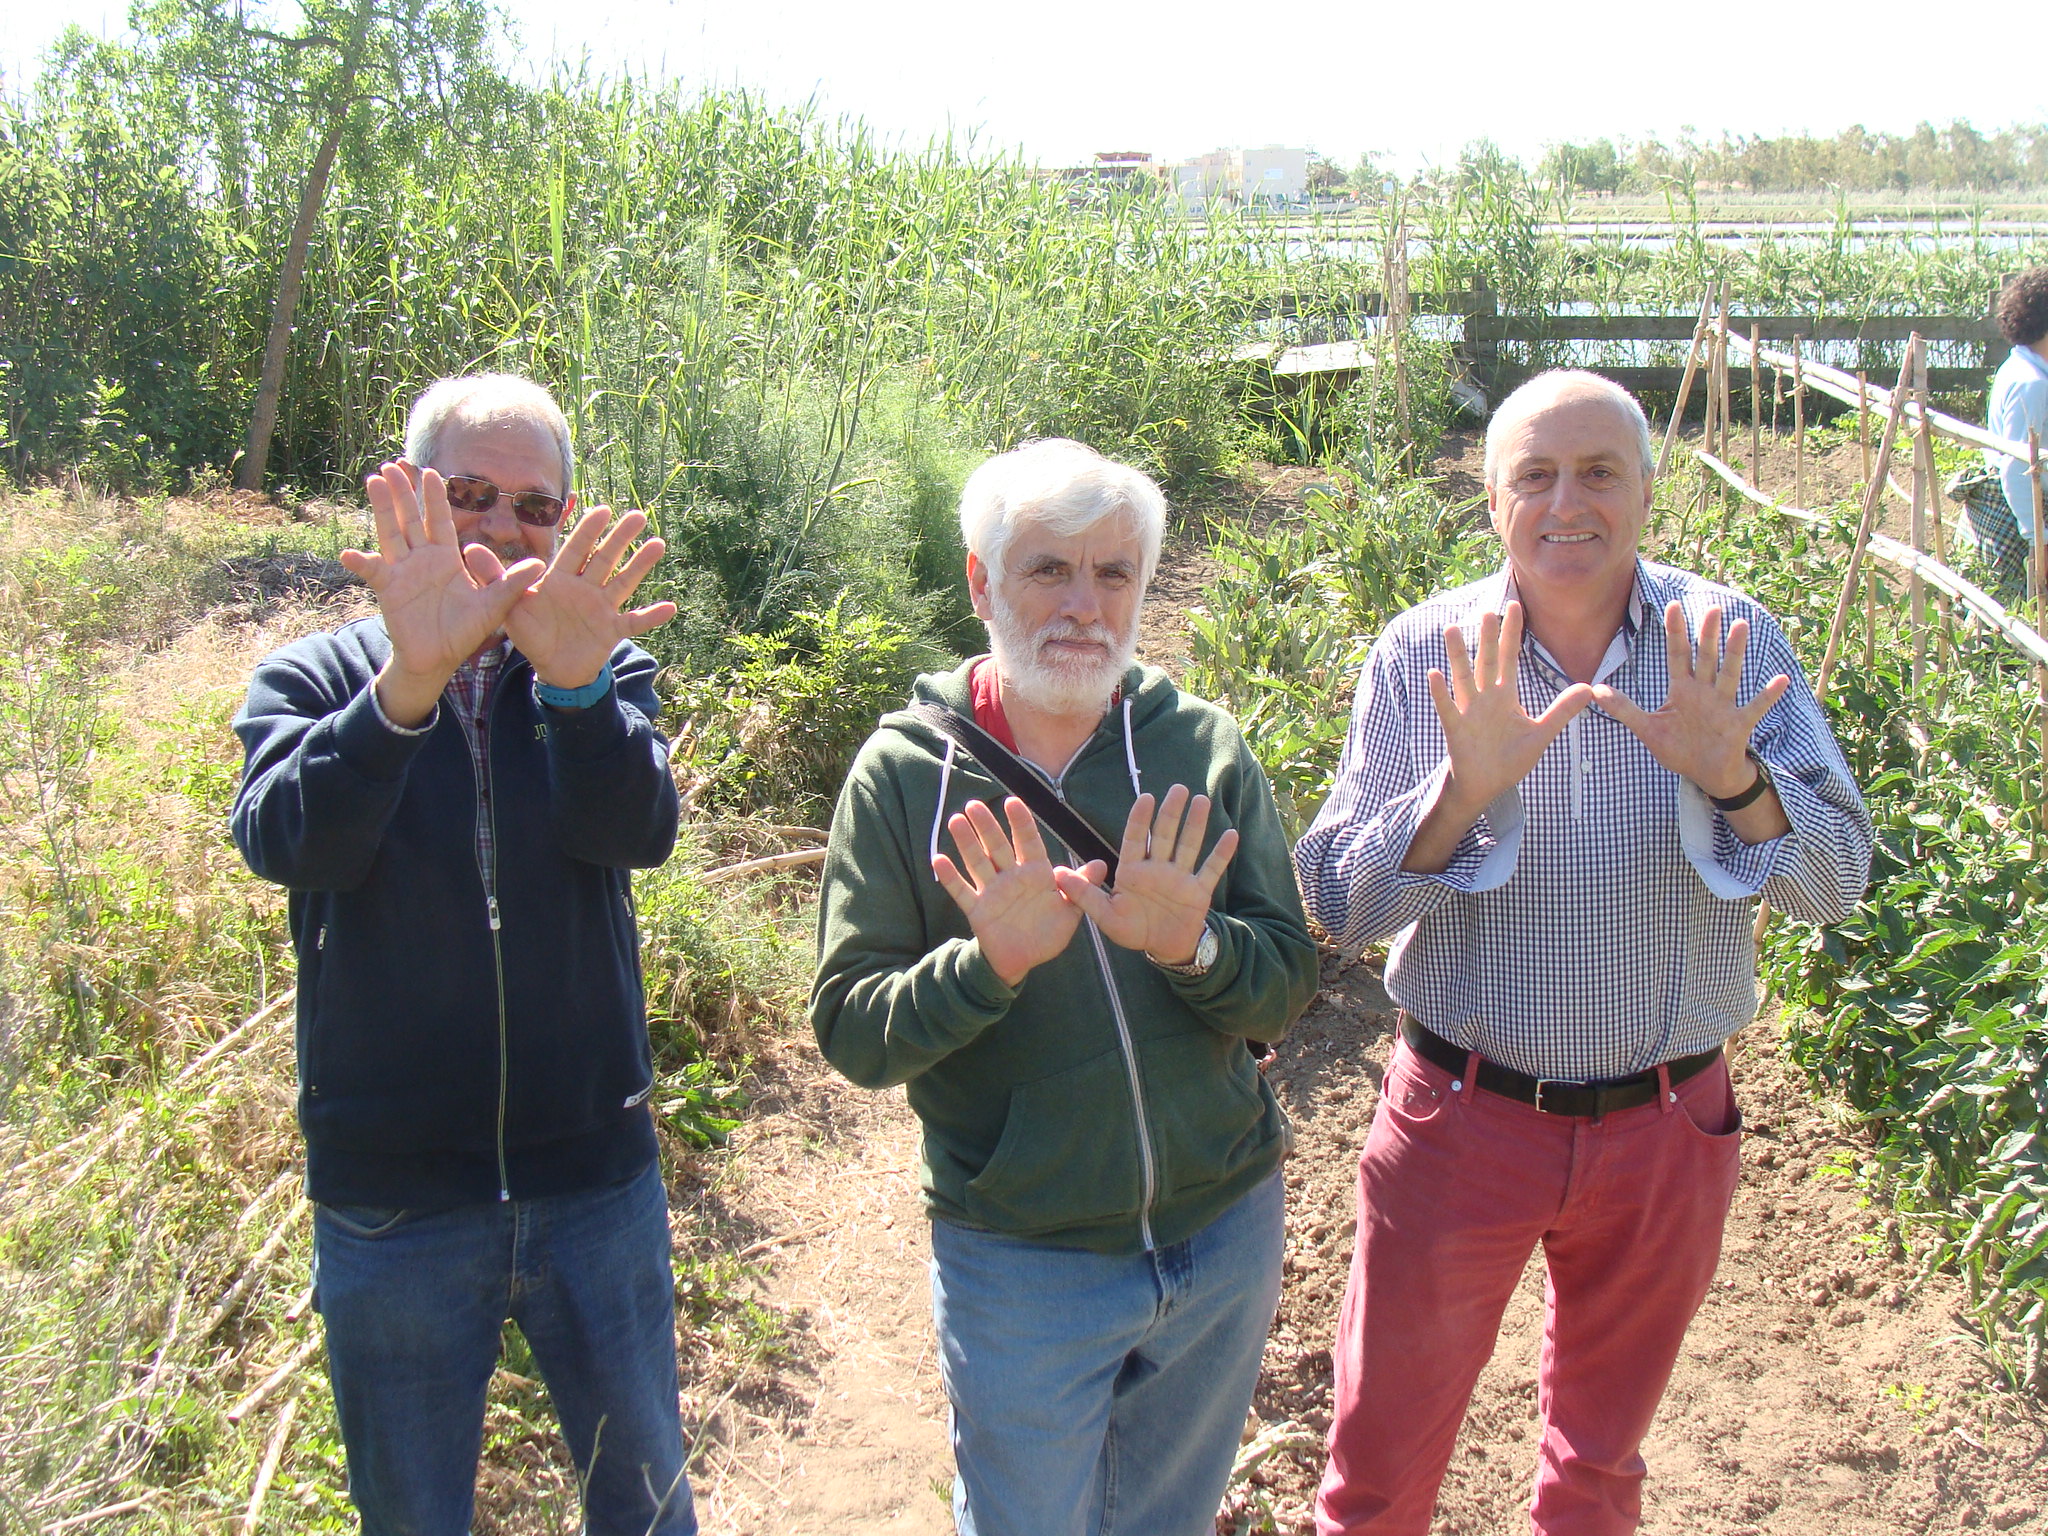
{"left": 1316, "top": 1037, "right": 1742, "bottom": 1536}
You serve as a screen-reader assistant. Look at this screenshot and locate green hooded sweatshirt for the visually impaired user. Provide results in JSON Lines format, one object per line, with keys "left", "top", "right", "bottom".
{"left": 811, "top": 658, "right": 1318, "bottom": 1255}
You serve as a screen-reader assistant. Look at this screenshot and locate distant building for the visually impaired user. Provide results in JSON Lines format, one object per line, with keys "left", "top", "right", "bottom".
{"left": 1043, "top": 150, "right": 1168, "bottom": 199}
{"left": 1171, "top": 146, "right": 1310, "bottom": 212}
{"left": 1039, "top": 146, "right": 1315, "bottom": 213}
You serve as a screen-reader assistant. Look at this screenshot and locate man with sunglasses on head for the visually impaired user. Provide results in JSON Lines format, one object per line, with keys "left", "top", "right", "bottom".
{"left": 231, "top": 373, "right": 695, "bottom": 1535}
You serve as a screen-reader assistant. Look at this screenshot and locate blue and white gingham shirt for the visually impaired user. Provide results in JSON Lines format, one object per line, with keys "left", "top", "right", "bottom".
{"left": 1294, "top": 560, "right": 1872, "bottom": 1081}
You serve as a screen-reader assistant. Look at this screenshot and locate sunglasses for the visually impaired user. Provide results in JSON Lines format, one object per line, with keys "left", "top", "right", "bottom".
{"left": 441, "top": 474, "right": 569, "bottom": 528}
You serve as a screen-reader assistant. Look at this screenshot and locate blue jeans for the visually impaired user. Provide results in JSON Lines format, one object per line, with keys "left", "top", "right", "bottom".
{"left": 929, "top": 1170, "right": 1285, "bottom": 1536}
{"left": 312, "top": 1160, "right": 696, "bottom": 1536}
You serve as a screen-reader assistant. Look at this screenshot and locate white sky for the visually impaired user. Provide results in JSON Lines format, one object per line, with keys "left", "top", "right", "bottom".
{"left": 0, "top": 0, "right": 2015, "bottom": 175}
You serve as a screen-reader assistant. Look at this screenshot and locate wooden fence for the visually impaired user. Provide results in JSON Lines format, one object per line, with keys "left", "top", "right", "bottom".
{"left": 1239, "top": 282, "right": 2002, "bottom": 400}
{"left": 1671, "top": 300, "right": 2047, "bottom": 795}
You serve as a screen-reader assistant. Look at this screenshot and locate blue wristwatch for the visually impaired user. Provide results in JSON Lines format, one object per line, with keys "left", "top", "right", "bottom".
{"left": 534, "top": 660, "right": 614, "bottom": 711}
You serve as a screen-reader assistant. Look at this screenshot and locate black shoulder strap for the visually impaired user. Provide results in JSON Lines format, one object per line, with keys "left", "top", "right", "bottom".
{"left": 909, "top": 701, "right": 1120, "bottom": 884}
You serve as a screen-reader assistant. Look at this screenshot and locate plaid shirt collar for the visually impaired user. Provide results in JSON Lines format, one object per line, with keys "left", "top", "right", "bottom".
{"left": 1478, "top": 560, "right": 1651, "bottom": 689}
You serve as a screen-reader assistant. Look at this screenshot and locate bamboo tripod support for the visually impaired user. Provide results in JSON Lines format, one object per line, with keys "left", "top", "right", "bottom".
{"left": 1656, "top": 288, "right": 1717, "bottom": 478}
{"left": 1816, "top": 343, "right": 1920, "bottom": 704}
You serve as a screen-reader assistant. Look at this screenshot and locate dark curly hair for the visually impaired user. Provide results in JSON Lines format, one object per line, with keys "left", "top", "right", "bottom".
{"left": 1997, "top": 268, "right": 2048, "bottom": 348}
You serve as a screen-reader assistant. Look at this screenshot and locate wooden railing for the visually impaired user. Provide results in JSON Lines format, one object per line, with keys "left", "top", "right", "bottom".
{"left": 1240, "top": 283, "right": 2001, "bottom": 397}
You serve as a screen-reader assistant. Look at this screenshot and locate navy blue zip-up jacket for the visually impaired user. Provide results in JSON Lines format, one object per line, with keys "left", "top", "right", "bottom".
{"left": 231, "top": 617, "right": 679, "bottom": 1210}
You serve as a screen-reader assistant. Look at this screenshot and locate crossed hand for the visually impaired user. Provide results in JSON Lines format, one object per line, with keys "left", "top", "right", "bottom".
{"left": 932, "top": 786, "right": 1237, "bottom": 988}
{"left": 1423, "top": 599, "right": 1789, "bottom": 816}
{"left": 342, "top": 461, "right": 677, "bottom": 725}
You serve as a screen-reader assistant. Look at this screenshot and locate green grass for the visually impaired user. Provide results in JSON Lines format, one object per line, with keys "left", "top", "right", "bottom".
{"left": 0, "top": 487, "right": 820, "bottom": 1528}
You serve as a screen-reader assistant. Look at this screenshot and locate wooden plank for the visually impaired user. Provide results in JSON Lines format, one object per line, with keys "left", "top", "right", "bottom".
{"left": 1467, "top": 313, "right": 1998, "bottom": 344}
{"left": 1249, "top": 289, "right": 1486, "bottom": 320}
{"left": 1726, "top": 329, "right": 2020, "bottom": 455}
{"left": 1489, "top": 364, "right": 1990, "bottom": 394}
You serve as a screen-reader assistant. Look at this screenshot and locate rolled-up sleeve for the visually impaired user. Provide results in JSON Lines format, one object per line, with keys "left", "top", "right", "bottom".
{"left": 1672, "top": 610, "right": 1871, "bottom": 922}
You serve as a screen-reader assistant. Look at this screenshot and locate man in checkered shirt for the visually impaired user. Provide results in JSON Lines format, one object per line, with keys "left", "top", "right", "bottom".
{"left": 1294, "top": 370, "right": 1871, "bottom": 1535}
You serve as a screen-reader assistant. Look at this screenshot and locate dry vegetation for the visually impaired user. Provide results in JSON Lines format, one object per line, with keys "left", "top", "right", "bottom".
{"left": 0, "top": 485, "right": 815, "bottom": 1532}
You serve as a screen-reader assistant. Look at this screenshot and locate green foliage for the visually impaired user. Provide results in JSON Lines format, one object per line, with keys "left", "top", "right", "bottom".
{"left": 668, "top": 596, "right": 953, "bottom": 823}
{"left": 1648, "top": 488, "right": 2048, "bottom": 1390}
{"left": 1184, "top": 477, "right": 1494, "bottom": 833}
{"left": 631, "top": 839, "right": 810, "bottom": 1069}
{"left": 1755, "top": 623, "right": 2048, "bottom": 1389}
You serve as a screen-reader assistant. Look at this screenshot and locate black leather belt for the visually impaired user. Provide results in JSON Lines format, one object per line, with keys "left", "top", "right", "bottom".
{"left": 1398, "top": 1014, "right": 1722, "bottom": 1119}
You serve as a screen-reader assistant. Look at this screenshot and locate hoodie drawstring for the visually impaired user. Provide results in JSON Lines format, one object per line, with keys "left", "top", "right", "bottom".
{"left": 930, "top": 737, "right": 957, "bottom": 876}
{"left": 1121, "top": 696, "right": 1141, "bottom": 799}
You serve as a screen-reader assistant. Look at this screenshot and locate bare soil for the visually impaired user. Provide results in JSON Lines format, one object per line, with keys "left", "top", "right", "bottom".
{"left": 686, "top": 973, "right": 2048, "bottom": 1536}
{"left": 676, "top": 442, "right": 2048, "bottom": 1535}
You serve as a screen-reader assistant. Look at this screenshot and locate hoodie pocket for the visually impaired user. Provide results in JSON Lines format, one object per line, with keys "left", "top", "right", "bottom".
{"left": 1142, "top": 1028, "right": 1279, "bottom": 1198}
{"left": 963, "top": 1048, "right": 1143, "bottom": 1233}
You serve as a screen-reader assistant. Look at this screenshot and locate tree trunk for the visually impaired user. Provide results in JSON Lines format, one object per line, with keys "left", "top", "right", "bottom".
{"left": 235, "top": 3, "right": 373, "bottom": 492}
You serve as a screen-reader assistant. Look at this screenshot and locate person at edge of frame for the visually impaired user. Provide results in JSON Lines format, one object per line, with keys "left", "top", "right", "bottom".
{"left": 1965, "top": 266, "right": 2048, "bottom": 595}
{"left": 810, "top": 437, "right": 1319, "bottom": 1536}
{"left": 230, "top": 373, "right": 697, "bottom": 1536}
{"left": 1294, "top": 369, "right": 1873, "bottom": 1536}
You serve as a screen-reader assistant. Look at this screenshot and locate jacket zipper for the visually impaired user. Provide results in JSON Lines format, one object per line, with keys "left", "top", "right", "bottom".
{"left": 464, "top": 676, "right": 513, "bottom": 1203}
{"left": 1051, "top": 764, "right": 1159, "bottom": 1252}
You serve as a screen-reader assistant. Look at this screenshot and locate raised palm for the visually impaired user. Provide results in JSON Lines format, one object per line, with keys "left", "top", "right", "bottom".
{"left": 1590, "top": 602, "right": 1789, "bottom": 796}
{"left": 933, "top": 797, "right": 1100, "bottom": 988}
{"left": 499, "top": 504, "right": 677, "bottom": 691}
{"left": 1427, "top": 602, "right": 1594, "bottom": 811}
{"left": 1054, "top": 785, "right": 1237, "bottom": 963}
{"left": 343, "top": 462, "right": 543, "bottom": 688}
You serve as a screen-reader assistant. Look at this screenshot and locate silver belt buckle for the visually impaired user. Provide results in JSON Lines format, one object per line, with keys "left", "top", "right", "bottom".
{"left": 1533, "top": 1078, "right": 1566, "bottom": 1114}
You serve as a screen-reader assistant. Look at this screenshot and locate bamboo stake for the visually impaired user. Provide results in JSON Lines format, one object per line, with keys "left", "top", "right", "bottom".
{"left": 1859, "top": 370, "right": 1872, "bottom": 486}
{"left": 2031, "top": 432, "right": 2046, "bottom": 823}
{"left": 1792, "top": 335, "right": 1807, "bottom": 512}
{"left": 1749, "top": 323, "right": 1762, "bottom": 488}
{"left": 1907, "top": 339, "right": 1930, "bottom": 693}
{"left": 1858, "top": 368, "right": 1876, "bottom": 672}
{"left": 1915, "top": 345, "right": 1953, "bottom": 677}
{"left": 1392, "top": 212, "right": 1412, "bottom": 469}
{"left": 699, "top": 847, "right": 828, "bottom": 884}
{"left": 1718, "top": 282, "right": 1734, "bottom": 461}
{"left": 1699, "top": 323, "right": 1718, "bottom": 543}
{"left": 1816, "top": 346, "right": 1919, "bottom": 704}
{"left": 237, "top": 1392, "right": 301, "bottom": 1536}
{"left": 1656, "top": 288, "right": 1715, "bottom": 478}
{"left": 227, "top": 1334, "right": 323, "bottom": 1426}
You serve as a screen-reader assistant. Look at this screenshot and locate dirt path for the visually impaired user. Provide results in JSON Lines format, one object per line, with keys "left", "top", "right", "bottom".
{"left": 678, "top": 465, "right": 2048, "bottom": 1534}
{"left": 683, "top": 1057, "right": 952, "bottom": 1535}
{"left": 687, "top": 967, "right": 2048, "bottom": 1536}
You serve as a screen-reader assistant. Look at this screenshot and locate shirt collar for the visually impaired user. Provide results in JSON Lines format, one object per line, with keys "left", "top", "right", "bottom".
{"left": 1490, "top": 560, "right": 1650, "bottom": 686}
{"left": 1489, "top": 561, "right": 1649, "bottom": 632}
{"left": 2013, "top": 343, "right": 2048, "bottom": 386}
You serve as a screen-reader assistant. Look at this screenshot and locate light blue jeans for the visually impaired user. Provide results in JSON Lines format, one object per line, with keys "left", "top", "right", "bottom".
{"left": 929, "top": 1170, "right": 1285, "bottom": 1536}
{"left": 312, "top": 1159, "right": 695, "bottom": 1536}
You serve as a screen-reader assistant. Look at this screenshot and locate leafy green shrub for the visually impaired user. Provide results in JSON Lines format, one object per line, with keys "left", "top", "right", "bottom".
{"left": 1759, "top": 626, "right": 2048, "bottom": 1389}
{"left": 667, "top": 597, "right": 953, "bottom": 824}
{"left": 1184, "top": 477, "right": 1495, "bottom": 833}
